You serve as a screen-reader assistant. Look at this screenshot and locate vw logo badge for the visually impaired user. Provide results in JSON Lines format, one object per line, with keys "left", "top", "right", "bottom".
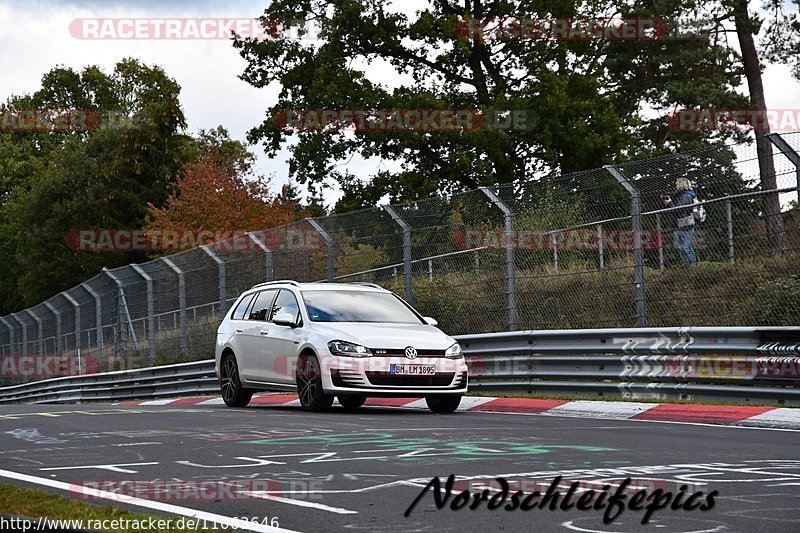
{"left": 404, "top": 346, "right": 418, "bottom": 360}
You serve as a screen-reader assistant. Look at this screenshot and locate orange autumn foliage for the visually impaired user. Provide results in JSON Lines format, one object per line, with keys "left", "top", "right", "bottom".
{"left": 146, "top": 153, "right": 297, "bottom": 237}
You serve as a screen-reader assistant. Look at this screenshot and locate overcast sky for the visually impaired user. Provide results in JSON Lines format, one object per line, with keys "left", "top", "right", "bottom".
{"left": 2, "top": 0, "right": 799, "bottom": 208}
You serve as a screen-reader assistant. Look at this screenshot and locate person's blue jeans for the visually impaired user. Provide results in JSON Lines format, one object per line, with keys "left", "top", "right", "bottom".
{"left": 675, "top": 227, "right": 696, "bottom": 264}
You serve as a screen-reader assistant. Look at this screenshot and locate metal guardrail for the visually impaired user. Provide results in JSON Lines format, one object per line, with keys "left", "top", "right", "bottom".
{"left": 0, "top": 327, "right": 798, "bottom": 405}
{"left": 460, "top": 327, "right": 800, "bottom": 405}
{"left": 0, "top": 360, "right": 217, "bottom": 404}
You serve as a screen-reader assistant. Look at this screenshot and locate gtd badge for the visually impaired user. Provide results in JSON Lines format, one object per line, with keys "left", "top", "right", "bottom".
{"left": 404, "top": 346, "right": 418, "bottom": 360}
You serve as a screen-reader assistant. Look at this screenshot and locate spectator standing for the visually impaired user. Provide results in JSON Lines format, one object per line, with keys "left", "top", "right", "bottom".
{"left": 663, "top": 178, "right": 697, "bottom": 265}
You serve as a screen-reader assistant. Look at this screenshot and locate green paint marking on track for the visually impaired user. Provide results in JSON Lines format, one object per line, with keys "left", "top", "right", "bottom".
{"left": 243, "top": 432, "right": 615, "bottom": 461}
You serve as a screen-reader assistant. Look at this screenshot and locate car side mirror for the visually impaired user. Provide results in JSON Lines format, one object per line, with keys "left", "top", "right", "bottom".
{"left": 422, "top": 316, "right": 438, "bottom": 326}
{"left": 273, "top": 313, "right": 298, "bottom": 328}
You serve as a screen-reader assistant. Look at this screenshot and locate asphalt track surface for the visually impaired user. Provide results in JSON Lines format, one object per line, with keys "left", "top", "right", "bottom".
{"left": 0, "top": 401, "right": 798, "bottom": 533}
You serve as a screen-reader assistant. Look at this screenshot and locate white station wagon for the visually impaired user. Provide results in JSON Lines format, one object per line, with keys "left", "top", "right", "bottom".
{"left": 215, "top": 281, "right": 468, "bottom": 413}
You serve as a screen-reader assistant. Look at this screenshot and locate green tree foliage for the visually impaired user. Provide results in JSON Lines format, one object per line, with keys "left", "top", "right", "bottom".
{"left": 761, "top": 0, "right": 800, "bottom": 79}
{"left": 235, "top": 0, "right": 748, "bottom": 211}
{"left": 0, "top": 59, "right": 191, "bottom": 312}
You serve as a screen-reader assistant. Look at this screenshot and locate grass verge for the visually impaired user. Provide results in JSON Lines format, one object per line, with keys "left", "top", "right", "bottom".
{"left": 0, "top": 482, "right": 234, "bottom": 532}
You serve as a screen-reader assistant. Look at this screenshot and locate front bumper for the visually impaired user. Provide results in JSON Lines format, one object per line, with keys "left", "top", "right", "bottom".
{"left": 319, "top": 355, "right": 469, "bottom": 395}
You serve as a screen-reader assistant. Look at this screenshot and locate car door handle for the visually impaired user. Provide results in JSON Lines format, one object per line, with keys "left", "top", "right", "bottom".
{"left": 260, "top": 330, "right": 269, "bottom": 336}
{"left": 235, "top": 329, "right": 243, "bottom": 334}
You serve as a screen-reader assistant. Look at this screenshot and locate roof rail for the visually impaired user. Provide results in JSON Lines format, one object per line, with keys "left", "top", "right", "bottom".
{"left": 347, "top": 282, "right": 385, "bottom": 289}
{"left": 251, "top": 280, "right": 301, "bottom": 289}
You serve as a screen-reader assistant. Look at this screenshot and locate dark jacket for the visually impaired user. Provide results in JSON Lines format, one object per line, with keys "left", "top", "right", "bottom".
{"left": 672, "top": 190, "right": 695, "bottom": 227}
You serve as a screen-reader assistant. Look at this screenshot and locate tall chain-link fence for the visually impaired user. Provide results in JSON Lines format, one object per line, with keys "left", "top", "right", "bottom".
{"left": 1, "top": 132, "right": 799, "bottom": 381}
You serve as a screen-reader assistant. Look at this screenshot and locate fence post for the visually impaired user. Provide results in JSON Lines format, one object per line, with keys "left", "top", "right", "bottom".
{"left": 200, "top": 245, "right": 227, "bottom": 318}
{"left": 130, "top": 265, "right": 155, "bottom": 366}
{"left": 25, "top": 310, "right": 43, "bottom": 356}
{"left": 479, "top": 186, "right": 518, "bottom": 331}
{"left": 0, "top": 317, "right": 13, "bottom": 358}
{"left": 597, "top": 224, "right": 605, "bottom": 272}
{"left": 605, "top": 165, "right": 647, "bottom": 327}
{"left": 161, "top": 257, "right": 187, "bottom": 356}
{"left": 61, "top": 293, "right": 80, "bottom": 361}
{"left": 382, "top": 205, "right": 412, "bottom": 304}
{"left": 766, "top": 133, "right": 800, "bottom": 227}
{"left": 550, "top": 233, "right": 559, "bottom": 272}
{"left": 44, "top": 302, "right": 61, "bottom": 355}
{"left": 81, "top": 283, "right": 103, "bottom": 357}
{"left": 102, "top": 269, "right": 123, "bottom": 361}
{"left": 10, "top": 314, "right": 26, "bottom": 356}
{"left": 726, "top": 199, "right": 734, "bottom": 263}
{"left": 246, "top": 232, "right": 273, "bottom": 282}
{"left": 102, "top": 268, "right": 138, "bottom": 363}
{"left": 0, "top": 317, "right": 12, "bottom": 358}
{"left": 306, "top": 218, "right": 334, "bottom": 282}
{"left": 655, "top": 214, "right": 664, "bottom": 272}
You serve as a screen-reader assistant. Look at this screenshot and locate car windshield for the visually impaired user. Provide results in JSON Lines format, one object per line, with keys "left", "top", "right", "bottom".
{"left": 301, "top": 290, "right": 424, "bottom": 323}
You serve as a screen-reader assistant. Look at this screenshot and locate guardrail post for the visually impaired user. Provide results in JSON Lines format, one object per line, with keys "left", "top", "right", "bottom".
{"left": 200, "top": 245, "right": 227, "bottom": 318}
{"left": 480, "top": 187, "right": 518, "bottom": 331}
{"left": 246, "top": 232, "right": 273, "bottom": 281}
{"left": 10, "top": 314, "right": 26, "bottom": 356}
{"left": 605, "top": 165, "right": 647, "bottom": 328}
{"left": 81, "top": 283, "right": 103, "bottom": 357}
{"left": 382, "top": 205, "right": 412, "bottom": 304}
{"left": 0, "top": 317, "right": 12, "bottom": 357}
{"left": 306, "top": 218, "right": 334, "bottom": 282}
{"left": 43, "top": 302, "right": 61, "bottom": 355}
{"left": 766, "top": 133, "right": 800, "bottom": 227}
{"left": 130, "top": 266, "right": 155, "bottom": 366}
{"left": 61, "top": 293, "right": 80, "bottom": 357}
{"left": 161, "top": 257, "right": 187, "bottom": 356}
{"left": 25, "top": 310, "right": 43, "bottom": 357}
{"left": 726, "top": 199, "right": 734, "bottom": 263}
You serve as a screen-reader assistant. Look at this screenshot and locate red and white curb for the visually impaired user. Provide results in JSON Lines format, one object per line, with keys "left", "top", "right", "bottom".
{"left": 118, "top": 395, "right": 800, "bottom": 430}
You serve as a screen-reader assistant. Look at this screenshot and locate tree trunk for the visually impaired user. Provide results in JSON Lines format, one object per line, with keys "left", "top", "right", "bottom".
{"left": 733, "top": 0, "right": 788, "bottom": 255}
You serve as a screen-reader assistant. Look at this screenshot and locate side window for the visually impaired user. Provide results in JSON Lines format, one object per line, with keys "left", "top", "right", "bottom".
{"left": 270, "top": 289, "right": 301, "bottom": 323}
{"left": 231, "top": 293, "right": 256, "bottom": 320}
{"left": 248, "top": 289, "right": 277, "bottom": 321}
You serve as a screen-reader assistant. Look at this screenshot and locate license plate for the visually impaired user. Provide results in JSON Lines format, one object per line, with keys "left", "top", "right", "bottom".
{"left": 390, "top": 364, "right": 436, "bottom": 375}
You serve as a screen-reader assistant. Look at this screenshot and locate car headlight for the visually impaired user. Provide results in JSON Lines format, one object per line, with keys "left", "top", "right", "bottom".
{"left": 445, "top": 342, "right": 463, "bottom": 359}
{"left": 328, "top": 340, "right": 372, "bottom": 358}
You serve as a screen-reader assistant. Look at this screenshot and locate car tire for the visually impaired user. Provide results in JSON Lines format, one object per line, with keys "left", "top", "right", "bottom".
{"left": 296, "top": 353, "right": 334, "bottom": 411}
{"left": 338, "top": 395, "right": 367, "bottom": 411}
{"left": 425, "top": 394, "right": 462, "bottom": 414}
{"left": 220, "top": 354, "right": 253, "bottom": 407}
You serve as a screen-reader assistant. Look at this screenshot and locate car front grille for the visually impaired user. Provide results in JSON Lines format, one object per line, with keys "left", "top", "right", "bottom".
{"left": 369, "top": 348, "right": 447, "bottom": 357}
{"left": 365, "top": 372, "right": 455, "bottom": 387}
